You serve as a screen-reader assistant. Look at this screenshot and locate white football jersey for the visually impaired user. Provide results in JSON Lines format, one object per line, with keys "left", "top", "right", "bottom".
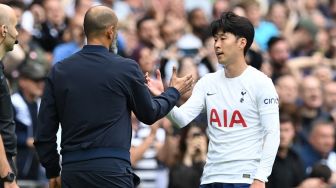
{"left": 168, "top": 66, "right": 280, "bottom": 184}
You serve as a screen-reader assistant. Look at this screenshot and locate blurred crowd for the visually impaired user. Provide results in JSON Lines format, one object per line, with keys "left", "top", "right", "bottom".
{"left": 1, "top": 0, "right": 336, "bottom": 187}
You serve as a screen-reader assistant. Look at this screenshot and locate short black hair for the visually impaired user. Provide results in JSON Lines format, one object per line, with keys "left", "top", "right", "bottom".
{"left": 136, "top": 16, "right": 155, "bottom": 31}
{"left": 309, "top": 164, "right": 332, "bottom": 183}
{"left": 187, "top": 8, "right": 202, "bottom": 24}
{"left": 267, "top": 36, "right": 285, "bottom": 51}
{"left": 7, "top": 0, "right": 25, "bottom": 11}
{"left": 279, "top": 113, "right": 294, "bottom": 125}
{"left": 309, "top": 118, "right": 334, "bottom": 135}
{"left": 211, "top": 11, "right": 254, "bottom": 55}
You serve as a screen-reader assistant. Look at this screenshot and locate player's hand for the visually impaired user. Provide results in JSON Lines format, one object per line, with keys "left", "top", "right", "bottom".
{"left": 4, "top": 181, "right": 19, "bottom": 188}
{"left": 297, "top": 178, "right": 328, "bottom": 188}
{"left": 26, "top": 137, "right": 34, "bottom": 148}
{"left": 169, "top": 66, "right": 193, "bottom": 96}
{"left": 49, "top": 176, "right": 61, "bottom": 188}
{"left": 250, "top": 179, "right": 265, "bottom": 188}
{"left": 145, "top": 69, "right": 164, "bottom": 96}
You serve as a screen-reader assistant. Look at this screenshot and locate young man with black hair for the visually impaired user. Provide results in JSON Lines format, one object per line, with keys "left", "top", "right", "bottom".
{"left": 0, "top": 3, "right": 19, "bottom": 188}
{"left": 157, "top": 12, "right": 280, "bottom": 188}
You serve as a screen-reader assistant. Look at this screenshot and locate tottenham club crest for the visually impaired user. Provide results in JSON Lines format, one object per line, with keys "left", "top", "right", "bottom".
{"left": 240, "top": 89, "right": 247, "bottom": 103}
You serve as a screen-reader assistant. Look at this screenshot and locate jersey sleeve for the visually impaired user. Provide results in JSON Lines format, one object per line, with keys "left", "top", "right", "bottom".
{"left": 257, "top": 78, "right": 279, "bottom": 115}
{"left": 167, "top": 78, "right": 206, "bottom": 128}
{"left": 254, "top": 78, "right": 280, "bottom": 182}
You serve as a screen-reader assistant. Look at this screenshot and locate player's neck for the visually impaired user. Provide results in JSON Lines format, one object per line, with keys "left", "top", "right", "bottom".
{"left": 223, "top": 58, "right": 248, "bottom": 78}
{"left": 87, "top": 38, "right": 110, "bottom": 50}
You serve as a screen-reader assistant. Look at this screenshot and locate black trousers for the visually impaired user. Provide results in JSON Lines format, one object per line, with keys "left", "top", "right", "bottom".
{"left": 62, "top": 170, "right": 137, "bottom": 188}
{"left": 0, "top": 155, "right": 17, "bottom": 188}
{"left": 200, "top": 183, "right": 250, "bottom": 188}
{"left": 61, "top": 158, "right": 140, "bottom": 188}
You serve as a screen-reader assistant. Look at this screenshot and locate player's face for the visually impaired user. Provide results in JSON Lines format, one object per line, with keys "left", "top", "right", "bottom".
{"left": 213, "top": 31, "right": 240, "bottom": 65}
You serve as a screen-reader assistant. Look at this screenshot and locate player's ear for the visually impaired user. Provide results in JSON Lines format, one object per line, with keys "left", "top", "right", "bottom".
{"left": 106, "top": 25, "right": 115, "bottom": 39}
{"left": 1, "top": 25, "right": 6, "bottom": 37}
{"left": 238, "top": 37, "right": 247, "bottom": 50}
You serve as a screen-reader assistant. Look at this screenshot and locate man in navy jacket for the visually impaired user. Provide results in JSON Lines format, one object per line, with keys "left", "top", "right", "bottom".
{"left": 34, "top": 5, "right": 193, "bottom": 188}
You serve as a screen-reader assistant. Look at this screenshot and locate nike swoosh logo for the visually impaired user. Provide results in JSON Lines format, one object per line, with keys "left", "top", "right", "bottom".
{"left": 206, "top": 93, "right": 216, "bottom": 96}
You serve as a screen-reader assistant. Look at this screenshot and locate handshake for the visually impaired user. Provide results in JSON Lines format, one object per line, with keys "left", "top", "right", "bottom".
{"left": 145, "top": 67, "right": 194, "bottom": 96}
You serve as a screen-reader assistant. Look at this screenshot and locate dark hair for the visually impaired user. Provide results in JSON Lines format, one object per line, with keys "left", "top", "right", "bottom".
{"left": 267, "top": 36, "right": 285, "bottom": 51}
{"left": 280, "top": 113, "right": 293, "bottom": 125}
{"left": 211, "top": 11, "right": 254, "bottom": 55}
{"left": 178, "top": 122, "right": 206, "bottom": 162}
{"left": 187, "top": 8, "right": 202, "bottom": 24}
{"left": 279, "top": 103, "right": 300, "bottom": 126}
{"left": 130, "top": 44, "right": 153, "bottom": 63}
{"left": 310, "top": 118, "right": 334, "bottom": 136}
{"left": 7, "top": 0, "right": 25, "bottom": 10}
{"left": 136, "top": 16, "right": 155, "bottom": 32}
{"left": 246, "top": 49, "right": 263, "bottom": 70}
{"left": 309, "top": 164, "right": 332, "bottom": 183}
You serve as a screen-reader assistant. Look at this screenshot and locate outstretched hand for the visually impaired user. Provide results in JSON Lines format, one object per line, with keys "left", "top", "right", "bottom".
{"left": 145, "top": 69, "right": 164, "bottom": 96}
{"left": 169, "top": 66, "right": 193, "bottom": 96}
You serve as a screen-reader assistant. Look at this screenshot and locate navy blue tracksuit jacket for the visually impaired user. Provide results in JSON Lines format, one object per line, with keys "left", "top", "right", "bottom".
{"left": 34, "top": 45, "right": 180, "bottom": 178}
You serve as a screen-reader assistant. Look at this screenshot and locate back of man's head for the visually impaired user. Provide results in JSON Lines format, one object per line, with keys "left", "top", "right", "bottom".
{"left": 83, "top": 5, "right": 118, "bottom": 39}
{"left": 0, "top": 4, "right": 13, "bottom": 27}
{"left": 0, "top": 4, "right": 18, "bottom": 54}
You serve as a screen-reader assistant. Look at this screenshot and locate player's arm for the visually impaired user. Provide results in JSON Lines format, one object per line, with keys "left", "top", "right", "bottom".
{"left": 34, "top": 67, "right": 61, "bottom": 179}
{"left": 167, "top": 78, "right": 205, "bottom": 128}
{"left": 254, "top": 78, "right": 280, "bottom": 183}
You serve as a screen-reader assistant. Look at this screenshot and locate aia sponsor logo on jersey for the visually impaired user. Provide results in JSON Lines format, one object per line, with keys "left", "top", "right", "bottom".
{"left": 209, "top": 109, "right": 247, "bottom": 127}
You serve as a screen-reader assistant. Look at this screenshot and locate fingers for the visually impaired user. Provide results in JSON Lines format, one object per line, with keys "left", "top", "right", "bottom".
{"left": 184, "top": 74, "right": 193, "bottom": 87}
{"left": 179, "top": 74, "right": 194, "bottom": 95}
{"left": 155, "top": 69, "right": 162, "bottom": 81}
{"left": 185, "top": 74, "right": 193, "bottom": 83}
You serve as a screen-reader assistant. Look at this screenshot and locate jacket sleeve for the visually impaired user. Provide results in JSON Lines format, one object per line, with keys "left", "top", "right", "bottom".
{"left": 126, "top": 62, "right": 180, "bottom": 125}
{"left": 34, "top": 67, "right": 61, "bottom": 179}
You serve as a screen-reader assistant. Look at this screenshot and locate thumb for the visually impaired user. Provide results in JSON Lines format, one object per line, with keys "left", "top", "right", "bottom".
{"left": 156, "top": 69, "right": 162, "bottom": 81}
